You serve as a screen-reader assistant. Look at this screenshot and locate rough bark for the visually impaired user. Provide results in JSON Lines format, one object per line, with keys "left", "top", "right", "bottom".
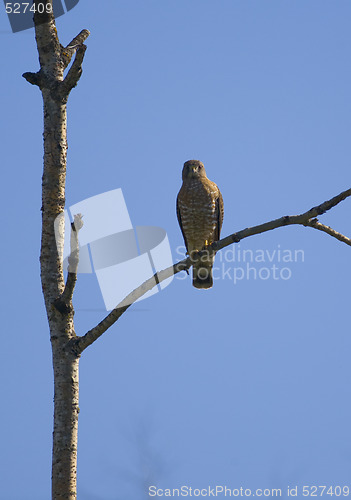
{"left": 44, "top": 90, "right": 79, "bottom": 499}
{"left": 23, "top": 2, "right": 89, "bottom": 498}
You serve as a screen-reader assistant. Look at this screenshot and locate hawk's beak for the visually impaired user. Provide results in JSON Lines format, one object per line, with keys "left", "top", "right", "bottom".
{"left": 187, "top": 164, "right": 198, "bottom": 178}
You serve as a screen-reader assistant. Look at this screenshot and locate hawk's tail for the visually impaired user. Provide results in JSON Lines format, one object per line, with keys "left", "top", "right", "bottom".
{"left": 192, "top": 264, "right": 213, "bottom": 289}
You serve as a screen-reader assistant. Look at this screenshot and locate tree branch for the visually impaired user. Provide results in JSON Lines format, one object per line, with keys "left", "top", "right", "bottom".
{"left": 213, "top": 187, "right": 351, "bottom": 251}
{"left": 22, "top": 71, "right": 42, "bottom": 87}
{"left": 53, "top": 214, "right": 83, "bottom": 315}
{"left": 303, "top": 218, "right": 351, "bottom": 246}
{"left": 72, "top": 187, "right": 351, "bottom": 355}
{"left": 70, "top": 260, "right": 189, "bottom": 354}
{"left": 60, "top": 44, "right": 88, "bottom": 99}
{"left": 61, "top": 29, "right": 91, "bottom": 68}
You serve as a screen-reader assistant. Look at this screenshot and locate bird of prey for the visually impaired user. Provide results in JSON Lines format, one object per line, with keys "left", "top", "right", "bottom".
{"left": 177, "top": 160, "right": 224, "bottom": 289}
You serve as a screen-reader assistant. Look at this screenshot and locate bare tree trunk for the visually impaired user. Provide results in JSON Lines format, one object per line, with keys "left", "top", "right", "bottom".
{"left": 41, "top": 57, "right": 78, "bottom": 500}
{"left": 23, "top": 3, "right": 89, "bottom": 498}
{"left": 51, "top": 346, "right": 79, "bottom": 499}
{"left": 40, "top": 53, "right": 79, "bottom": 500}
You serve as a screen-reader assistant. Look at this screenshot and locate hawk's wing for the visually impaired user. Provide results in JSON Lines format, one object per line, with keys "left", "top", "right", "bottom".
{"left": 176, "top": 195, "right": 189, "bottom": 253}
{"left": 215, "top": 189, "right": 224, "bottom": 241}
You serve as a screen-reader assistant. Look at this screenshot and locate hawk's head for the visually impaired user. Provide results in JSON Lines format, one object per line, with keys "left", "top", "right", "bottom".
{"left": 182, "top": 160, "right": 207, "bottom": 180}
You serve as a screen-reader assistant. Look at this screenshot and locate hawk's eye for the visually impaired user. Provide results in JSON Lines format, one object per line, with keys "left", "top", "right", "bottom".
{"left": 198, "top": 165, "right": 202, "bottom": 169}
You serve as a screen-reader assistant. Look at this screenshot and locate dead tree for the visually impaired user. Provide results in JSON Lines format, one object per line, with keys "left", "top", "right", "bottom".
{"left": 23, "top": 2, "right": 351, "bottom": 498}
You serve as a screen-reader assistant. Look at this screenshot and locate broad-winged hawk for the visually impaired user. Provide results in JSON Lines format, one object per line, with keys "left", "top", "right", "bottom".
{"left": 177, "top": 160, "right": 224, "bottom": 289}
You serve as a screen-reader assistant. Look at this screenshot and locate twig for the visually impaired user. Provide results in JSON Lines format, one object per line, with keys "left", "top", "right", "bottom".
{"left": 303, "top": 219, "right": 351, "bottom": 246}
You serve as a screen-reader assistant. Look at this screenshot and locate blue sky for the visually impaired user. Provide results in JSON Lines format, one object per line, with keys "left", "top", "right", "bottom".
{"left": 1, "top": 1, "right": 351, "bottom": 499}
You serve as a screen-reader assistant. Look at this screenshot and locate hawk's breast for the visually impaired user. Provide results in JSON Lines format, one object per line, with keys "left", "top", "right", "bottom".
{"left": 177, "top": 178, "right": 220, "bottom": 252}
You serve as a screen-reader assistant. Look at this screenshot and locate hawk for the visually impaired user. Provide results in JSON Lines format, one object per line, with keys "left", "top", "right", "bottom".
{"left": 177, "top": 160, "right": 224, "bottom": 289}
